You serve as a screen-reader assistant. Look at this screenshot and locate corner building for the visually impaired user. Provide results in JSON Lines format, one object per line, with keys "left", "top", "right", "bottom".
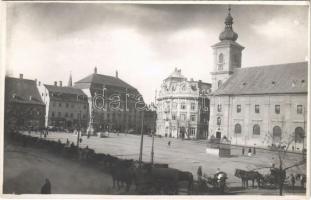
{"left": 156, "top": 68, "right": 211, "bottom": 139}
{"left": 209, "top": 8, "right": 308, "bottom": 150}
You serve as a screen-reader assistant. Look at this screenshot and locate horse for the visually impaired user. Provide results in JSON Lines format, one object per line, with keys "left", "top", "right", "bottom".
{"left": 234, "top": 169, "right": 263, "bottom": 188}
{"left": 110, "top": 158, "right": 135, "bottom": 192}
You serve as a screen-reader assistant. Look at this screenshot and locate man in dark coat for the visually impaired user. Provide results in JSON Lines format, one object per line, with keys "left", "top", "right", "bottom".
{"left": 41, "top": 178, "right": 51, "bottom": 194}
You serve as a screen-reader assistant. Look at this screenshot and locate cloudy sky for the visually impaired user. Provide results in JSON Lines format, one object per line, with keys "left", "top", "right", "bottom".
{"left": 6, "top": 3, "right": 309, "bottom": 103}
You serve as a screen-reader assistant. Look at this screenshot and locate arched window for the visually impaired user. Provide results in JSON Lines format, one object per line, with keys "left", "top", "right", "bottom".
{"left": 217, "top": 117, "right": 221, "bottom": 126}
{"left": 218, "top": 53, "right": 224, "bottom": 63}
{"left": 234, "top": 123, "right": 241, "bottom": 134}
{"left": 295, "top": 127, "right": 305, "bottom": 143}
{"left": 253, "top": 124, "right": 260, "bottom": 135}
{"left": 218, "top": 80, "right": 223, "bottom": 88}
{"left": 273, "top": 126, "right": 282, "bottom": 143}
{"left": 218, "top": 53, "right": 224, "bottom": 70}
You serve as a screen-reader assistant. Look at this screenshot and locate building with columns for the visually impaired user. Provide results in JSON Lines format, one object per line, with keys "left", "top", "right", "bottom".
{"left": 156, "top": 68, "right": 211, "bottom": 139}
{"left": 209, "top": 8, "right": 308, "bottom": 150}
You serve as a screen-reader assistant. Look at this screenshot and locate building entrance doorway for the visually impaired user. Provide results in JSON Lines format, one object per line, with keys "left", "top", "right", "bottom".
{"left": 273, "top": 126, "right": 282, "bottom": 144}
{"left": 216, "top": 131, "right": 221, "bottom": 139}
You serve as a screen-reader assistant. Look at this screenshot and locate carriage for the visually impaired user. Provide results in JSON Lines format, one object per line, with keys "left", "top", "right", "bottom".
{"left": 133, "top": 164, "right": 193, "bottom": 195}
{"left": 194, "top": 172, "right": 229, "bottom": 194}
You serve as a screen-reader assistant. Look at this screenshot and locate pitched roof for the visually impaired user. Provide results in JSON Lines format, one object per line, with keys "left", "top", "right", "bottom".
{"left": 44, "top": 84, "right": 86, "bottom": 96}
{"left": 75, "top": 73, "right": 136, "bottom": 90}
{"left": 212, "top": 62, "right": 308, "bottom": 96}
{"left": 5, "top": 77, "right": 45, "bottom": 105}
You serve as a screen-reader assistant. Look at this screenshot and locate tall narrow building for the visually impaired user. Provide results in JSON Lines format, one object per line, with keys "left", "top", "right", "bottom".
{"left": 211, "top": 7, "right": 244, "bottom": 92}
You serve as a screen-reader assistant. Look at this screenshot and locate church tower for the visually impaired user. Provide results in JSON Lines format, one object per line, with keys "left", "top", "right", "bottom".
{"left": 211, "top": 6, "right": 244, "bottom": 92}
{"left": 68, "top": 72, "right": 73, "bottom": 87}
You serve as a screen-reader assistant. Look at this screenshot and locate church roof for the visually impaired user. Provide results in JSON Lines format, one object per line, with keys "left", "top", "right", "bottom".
{"left": 5, "top": 77, "right": 45, "bottom": 105}
{"left": 212, "top": 62, "right": 308, "bottom": 96}
{"left": 45, "top": 84, "right": 86, "bottom": 96}
{"left": 75, "top": 73, "right": 137, "bottom": 90}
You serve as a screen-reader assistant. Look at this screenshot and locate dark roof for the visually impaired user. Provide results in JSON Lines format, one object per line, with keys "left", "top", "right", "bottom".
{"left": 212, "top": 62, "right": 308, "bottom": 96}
{"left": 5, "top": 77, "right": 45, "bottom": 105}
{"left": 212, "top": 40, "right": 244, "bottom": 49}
{"left": 44, "top": 84, "right": 86, "bottom": 96}
{"left": 75, "top": 73, "right": 136, "bottom": 90}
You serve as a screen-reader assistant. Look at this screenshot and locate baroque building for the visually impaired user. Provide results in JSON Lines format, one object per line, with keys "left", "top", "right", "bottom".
{"left": 37, "top": 78, "right": 89, "bottom": 131}
{"left": 74, "top": 67, "right": 145, "bottom": 134}
{"left": 156, "top": 68, "right": 211, "bottom": 139}
{"left": 209, "top": 8, "right": 308, "bottom": 151}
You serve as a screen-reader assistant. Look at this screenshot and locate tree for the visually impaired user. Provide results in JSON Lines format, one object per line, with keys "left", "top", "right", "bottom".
{"left": 262, "top": 131, "right": 306, "bottom": 196}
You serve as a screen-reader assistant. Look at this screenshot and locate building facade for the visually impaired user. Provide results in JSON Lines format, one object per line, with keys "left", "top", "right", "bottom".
{"left": 5, "top": 75, "right": 45, "bottom": 132}
{"left": 74, "top": 67, "right": 145, "bottom": 134}
{"left": 209, "top": 8, "right": 308, "bottom": 150}
{"left": 37, "top": 79, "right": 89, "bottom": 131}
{"left": 156, "top": 68, "right": 211, "bottom": 139}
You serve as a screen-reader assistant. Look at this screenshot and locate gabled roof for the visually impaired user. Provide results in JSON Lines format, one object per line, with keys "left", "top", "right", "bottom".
{"left": 212, "top": 62, "right": 308, "bottom": 96}
{"left": 75, "top": 73, "right": 136, "bottom": 90}
{"left": 44, "top": 84, "right": 86, "bottom": 96}
{"left": 5, "top": 77, "right": 45, "bottom": 105}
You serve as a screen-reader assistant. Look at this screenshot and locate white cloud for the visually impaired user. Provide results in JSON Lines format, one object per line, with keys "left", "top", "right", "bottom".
{"left": 251, "top": 17, "right": 304, "bottom": 39}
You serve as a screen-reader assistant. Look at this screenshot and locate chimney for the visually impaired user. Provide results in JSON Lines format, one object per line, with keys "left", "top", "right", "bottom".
{"left": 94, "top": 67, "right": 97, "bottom": 74}
{"left": 54, "top": 81, "right": 57, "bottom": 86}
{"left": 116, "top": 70, "right": 118, "bottom": 78}
{"left": 19, "top": 74, "right": 23, "bottom": 79}
{"left": 38, "top": 81, "right": 41, "bottom": 86}
{"left": 59, "top": 81, "right": 62, "bottom": 87}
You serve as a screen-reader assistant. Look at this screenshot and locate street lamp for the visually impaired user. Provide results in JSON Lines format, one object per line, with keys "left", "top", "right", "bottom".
{"left": 76, "top": 110, "right": 81, "bottom": 148}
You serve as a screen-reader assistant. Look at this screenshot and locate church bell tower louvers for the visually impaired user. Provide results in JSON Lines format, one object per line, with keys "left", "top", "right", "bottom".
{"left": 211, "top": 6, "right": 244, "bottom": 92}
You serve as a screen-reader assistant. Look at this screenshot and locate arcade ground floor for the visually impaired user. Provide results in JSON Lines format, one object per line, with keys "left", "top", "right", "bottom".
{"left": 156, "top": 121, "right": 208, "bottom": 139}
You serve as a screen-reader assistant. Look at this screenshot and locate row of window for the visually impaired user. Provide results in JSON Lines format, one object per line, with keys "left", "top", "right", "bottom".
{"left": 233, "top": 123, "right": 261, "bottom": 135}
{"left": 52, "top": 102, "right": 87, "bottom": 109}
{"left": 217, "top": 104, "right": 304, "bottom": 114}
{"left": 216, "top": 120, "right": 305, "bottom": 141}
{"left": 164, "top": 102, "right": 197, "bottom": 111}
{"left": 164, "top": 113, "right": 197, "bottom": 122}
{"left": 51, "top": 112, "right": 87, "bottom": 119}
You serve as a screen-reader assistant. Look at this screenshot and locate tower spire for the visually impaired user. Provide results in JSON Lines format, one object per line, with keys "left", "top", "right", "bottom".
{"left": 219, "top": 5, "right": 238, "bottom": 41}
{"left": 68, "top": 71, "right": 73, "bottom": 87}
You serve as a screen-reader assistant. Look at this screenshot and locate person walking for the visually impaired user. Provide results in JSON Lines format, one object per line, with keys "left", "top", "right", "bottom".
{"left": 242, "top": 147, "right": 245, "bottom": 155}
{"left": 41, "top": 178, "right": 51, "bottom": 194}
{"left": 168, "top": 141, "right": 171, "bottom": 147}
{"left": 248, "top": 148, "right": 252, "bottom": 157}
{"left": 253, "top": 146, "right": 256, "bottom": 155}
{"left": 290, "top": 174, "right": 295, "bottom": 191}
{"left": 197, "top": 166, "right": 203, "bottom": 181}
